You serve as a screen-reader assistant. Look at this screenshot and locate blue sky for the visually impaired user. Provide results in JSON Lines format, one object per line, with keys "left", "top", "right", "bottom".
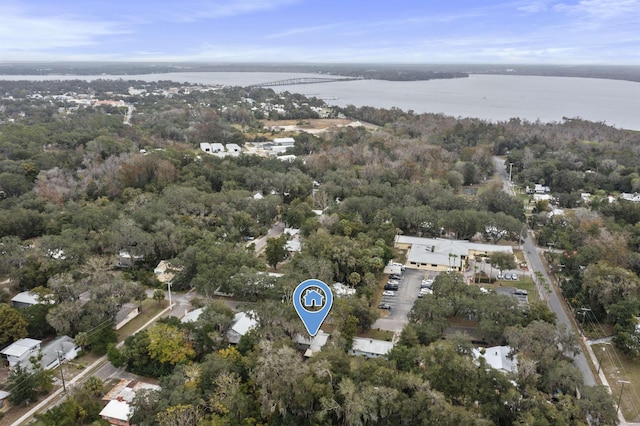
{"left": 2, "top": 0, "right": 639, "bottom": 64}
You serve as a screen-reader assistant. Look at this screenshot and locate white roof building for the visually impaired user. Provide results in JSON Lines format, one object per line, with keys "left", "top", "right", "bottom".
{"left": 100, "top": 399, "right": 131, "bottom": 425}
{"left": 210, "top": 143, "right": 225, "bottom": 153}
{"left": 620, "top": 192, "right": 640, "bottom": 203}
{"left": 472, "top": 345, "right": 518, "bottom": 374}
{"left": 332, "top": 282, "right": 356, "bottom": 297}
{"left": 227, "top": 311, "right": 258, "bottom": 344}
{"left": 11, "top": 291, "right": 54, "bottom": 308}
{"left": 394, "top": 236, "right": 513, "bottom": 271}
{"left": 181, "top": 307, "right": 204, "bottom": 324}
{"left": 1, "top": 338, "right": 42, "bottom": 368}
{"left": 350, "top": 337, "right": 395, "bottom": 358}
{"left": 293, "top": 330, "right": 330, "bottom": 357}
{"left": 273, "top": 137, "right": 295, "bottom": 146}
{"left": 199, "top": 142, "right": 212, "bottom": 153}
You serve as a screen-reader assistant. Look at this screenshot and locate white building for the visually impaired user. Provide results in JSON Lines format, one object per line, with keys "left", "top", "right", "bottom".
{"left": 227, "top": 311, "right": 258, "bottom": 344}
{"left": 350, "top": 337, "right": 395, "bottom": 358}
{"left": 394, "top": 236, "right": 513, "bottom": 272}
{"left": 472, "top": 345, "right": 518, "bottom": 374}
{"left": 11, "top": 291, "right": 54, "bottom": 308}
{"left": 293, "top": 330, "right": 330, "bottom": 357}
{"left": 1, "top": 338, "right": 41, "bottom": 368}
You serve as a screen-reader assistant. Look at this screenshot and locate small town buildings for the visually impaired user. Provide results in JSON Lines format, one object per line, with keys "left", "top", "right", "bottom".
{"left": 181, "top": 307, "right": 204, "bottom": 324}
{"left": 349, "top": 337, "right": 395, "bottom": 358}
{"left": 227, "top": 311, "right": 258, "bottom": 344}
{"left": 40, "top": 335, "right": 81, "bottom": 370}
{"left": 154, "top": 260, "right": 180, "bottom": 284}
{"left": 100, "top": 379, "right": 161, "bottom": 426}
{"left": 294, "top": 330, "right": 330, "bottom": 357}
{"left": 526, "top": 184, "right": 551, "bottom": 194}
{"left": 199, "top": 142, "right": 212, "bottom": 153}
{"left": 273, "top": 137, "right": 295, "bottom": 147}
{"left": 620, "top": 192, "right": 640, "bottom": 203}
{"left": 472, "top": 345, "right": 518, "bottom": 374}
{"left": 394, "top": 236, "right": 513, "bottom": 272}
{"left": 1, "top": 338, "right": 41, "bottom": 368}
{"left": 114, "top": 303, "right": 140, "bottom": 330}
{"left": 0, "top": 390, "right": 9, "bottom": 408}
{"left": 11, "top": 291, "right": 54, "bottom": 308}
{"left": 332, "top": 282, "right": 356, "bottom": 297}
{"left": 210, "top": 143, "right": 225, "bottom": 153}
{"left": 117, "top": 251, "right": 144, "bottom": 268}
{"left": 225, "top": 144, "right": 242, "bottom": 157}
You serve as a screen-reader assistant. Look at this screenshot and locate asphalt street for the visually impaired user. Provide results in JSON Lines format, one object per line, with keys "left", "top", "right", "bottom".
{"left": 494, "top": 156, "right": 596, "bottom": 386}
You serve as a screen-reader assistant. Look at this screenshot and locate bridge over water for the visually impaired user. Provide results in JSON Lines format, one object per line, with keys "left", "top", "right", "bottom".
{"left": 250, "top": 76, "right": 359, "bottom": 87}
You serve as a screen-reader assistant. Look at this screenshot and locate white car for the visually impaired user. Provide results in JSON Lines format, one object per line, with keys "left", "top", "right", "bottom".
{"left": 382, "top": 290, "right": 396, "bottom": 296}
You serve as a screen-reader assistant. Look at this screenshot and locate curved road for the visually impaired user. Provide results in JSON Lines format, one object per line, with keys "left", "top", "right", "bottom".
{"left": 494, "top": 157, "right": 596, "bottom": 387}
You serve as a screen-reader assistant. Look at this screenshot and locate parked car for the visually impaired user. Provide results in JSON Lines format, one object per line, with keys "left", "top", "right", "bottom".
{"left": 382, "top": 290, "right": 396, "bottom": 296}
{"left": 389, "top": 274, "right": 402, "bottom": 280}
{"left": 497, "top": 272, "right": 503, "bottom": 279}
{"left": 511, "top": 274, "right": 519, "bottom": 280}
{"left": 503, "top": 273, "right": 512, "bottom": 280}
{"left": 384, "top": 284, "right": 399, "bottom": 291}
{"left": 387, "top": 279, "right": 400, "bottom": 285}
{"left": 378, "top": 303, "right": 392, "bottom": 310}
{"left": 420, "top": 279, "right": 433, "bottom": 289}
{"left": 514, "top": 289, "right": 528, "bottom": 295}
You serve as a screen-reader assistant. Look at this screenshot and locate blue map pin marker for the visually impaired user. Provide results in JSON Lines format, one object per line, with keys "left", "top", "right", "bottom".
{"left": 293, "top": 279, "right": 333, "bottom": 336}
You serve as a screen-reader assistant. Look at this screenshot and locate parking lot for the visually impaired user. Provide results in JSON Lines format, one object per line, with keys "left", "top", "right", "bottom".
{"left": 373, "top": 268, "right": 425, "bottom": 332}
{"left": 495, "top": 286, "right": 529, "bottom": 308}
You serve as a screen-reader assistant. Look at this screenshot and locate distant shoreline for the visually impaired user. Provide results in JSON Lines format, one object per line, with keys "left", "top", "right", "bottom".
{"left": 0, "top": 62, "right": 638, "bottom": 83}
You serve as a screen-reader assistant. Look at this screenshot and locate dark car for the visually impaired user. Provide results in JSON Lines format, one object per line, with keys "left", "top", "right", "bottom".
{"left": 378, "top": 303, "right": 392, "bottom": 310}
{"left": 384, "top": 284, "right": 399, "bottom": 291}
{"left": 389, "top": 274, "right": 402, "bottom": 280}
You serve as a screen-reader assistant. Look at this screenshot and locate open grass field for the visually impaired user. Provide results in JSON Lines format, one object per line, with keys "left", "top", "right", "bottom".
{"left": 592, "top": 343, "right": 640, "bottom": 422}
{"left": 115, "top": 298, "right": 165, "bottom": 341}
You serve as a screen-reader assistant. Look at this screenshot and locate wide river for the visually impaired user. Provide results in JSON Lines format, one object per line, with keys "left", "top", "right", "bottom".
{"left": 2, "top": 72, "right": 639, "bottom": 130}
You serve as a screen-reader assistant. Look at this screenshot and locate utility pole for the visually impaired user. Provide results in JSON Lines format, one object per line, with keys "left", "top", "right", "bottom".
{"left": 617, "top": 380, "right": 630, "bottom": 415}
{"left": 56, "top": 351, "right": 66, "bottom": 393}
{"left": 509, "top": 162, "right": 514, "bottom": 184}
{"left": 168, "top": 281, "right": 173, "bottom": 310}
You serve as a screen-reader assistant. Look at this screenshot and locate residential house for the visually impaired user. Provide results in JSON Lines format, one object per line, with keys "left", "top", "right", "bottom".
{"left": 332, "top": 282, "right": 356, "bottom": 297}
{"left": 40, "top": 335, "right": 81, "bottom": 370}
{"left": 210, "top": 143, "right": 225, "bottom": 153}
{"left": 526, "top": 184, "right": 551, "bottom": 194}
{"left": 620, "top": 192, "right": 640, "bottom": 203}
{"left": 0, "top": 390, "right": 9, "bottom": 409}
{"left": 11, "top": 291, "right": 54, "bottom": 308}
{"left": 472, "top": 345, "right": 518, "bottom": 374}
{"left": 293, "top": 330, "right": 330, "bottom": 357}
{"left": 100, "top": 379, "right": 161, "bottom": 426}
{"left": 117, "top": 251, "right": 143, "bottom": 268}
{"left": 1, "top": 338, "right": 41, "bottom": 368}
{"left": 225, "top": 144, "right": 242, "bottom": 157}
{"left": 114, "top": 303, "right": 140, "bottom": 330}
{"left": 199, "top": 142, "right": 212, "bottom": 153}
{"left": 227, "top": 311, "right": 258, "bottom": 344}
{"left": 181, "top": 307, "right": 204, "bottom": 324}
{"left": 349, "top": 337, "right": 395, "bottom": 358}
{"left": 154, "top": 260, "right": 180, "bottom": 284}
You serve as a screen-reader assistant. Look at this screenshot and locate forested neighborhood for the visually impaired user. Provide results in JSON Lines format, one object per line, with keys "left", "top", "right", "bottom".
{"left": 0, "top": 77, "right": 639, "bottom": 425}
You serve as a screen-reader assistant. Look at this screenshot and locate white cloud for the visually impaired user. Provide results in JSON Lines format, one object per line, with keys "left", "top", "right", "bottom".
{"left": 553, "top": 0, "right": 640, "bottom": 19}
{"left": 154, "top": 0, "right": 302, "bottom": 22}
{"left": 517, "top": 1, "right": 551, "bottom": 14}
{"left": 0, "top": 5, "right": 129, "bottom": 53}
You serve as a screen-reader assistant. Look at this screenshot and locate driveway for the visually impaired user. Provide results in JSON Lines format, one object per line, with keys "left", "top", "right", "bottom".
{"left": 372, "top": 269, "right": 424, "bottom": 332}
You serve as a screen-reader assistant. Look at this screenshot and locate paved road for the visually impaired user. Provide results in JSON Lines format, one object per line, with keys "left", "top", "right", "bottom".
{"left": 493, "top": 156, "right": 596, "bottom": 387}
{"left": 249, "top": 222, "right": 285, "bottom": 255}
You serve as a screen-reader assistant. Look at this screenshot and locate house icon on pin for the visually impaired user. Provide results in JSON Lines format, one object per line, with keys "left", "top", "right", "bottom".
{"left": 303, "top": 288, "right": 324, "bottom": 308}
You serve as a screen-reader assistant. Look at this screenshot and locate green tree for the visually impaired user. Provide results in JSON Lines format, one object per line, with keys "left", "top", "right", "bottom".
{"left": 265, "top": 234, "right": 289, "bottom": 270}
{"left": 147, "top": 323, "right": 195, "bottom": 365}
{"left": 82, "top": 375, "right": 104, "bottom": 397}
{"left": 489, "top": 252, "right": 517, "bottom": 275}
{"left": 7, "top": 358, "right": 53, "bottom": 406}
{"left": 153, "top": 289, "right": 165, "bottom": 304}
{"left": 0, "top": 303, "right": 28, "bottom": 347}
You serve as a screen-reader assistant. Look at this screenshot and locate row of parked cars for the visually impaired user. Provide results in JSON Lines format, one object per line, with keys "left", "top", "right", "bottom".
{"left": 379, "top": 271, "right": 404, "bottom": 309}
{"left": 498, "top": 272, "right": 519, "bottom": 280}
